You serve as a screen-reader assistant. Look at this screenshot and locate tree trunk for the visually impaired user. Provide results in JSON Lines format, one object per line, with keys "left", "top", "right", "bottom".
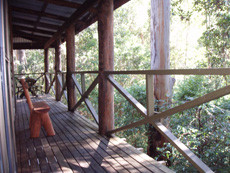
{"left": 148, "top": 0, "right": 173, "bottom": 162}
{"left": 15, "top": 49, "right": 25, "bottom": 74}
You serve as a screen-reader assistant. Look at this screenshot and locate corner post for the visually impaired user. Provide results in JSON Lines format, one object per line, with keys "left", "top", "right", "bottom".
{"left": 44, "top": 48, "right": 49, "bottom": 94}
{"left": 55, "top": 39, "right": 61, "bottom": 101}
{"left": 66, "top": 24, "right": 76, "bottom": 111}
{"left": 98, "top": 0, "right": 114, "bottom": 135}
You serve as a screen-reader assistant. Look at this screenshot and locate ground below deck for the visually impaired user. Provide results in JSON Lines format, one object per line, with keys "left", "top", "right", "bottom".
{"left": 15, "top": 95, "right": 174, "bottom": 173}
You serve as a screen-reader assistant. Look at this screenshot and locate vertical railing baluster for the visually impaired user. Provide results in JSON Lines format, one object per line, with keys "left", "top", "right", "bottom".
{"left": 62, "top": 73, "right": 65, "bottom": 88}
{"left": 146, "top": 74, "right": 155, "bottom": 116}
{"left": 81, "top": 73, "right": 85, "bottom": 94}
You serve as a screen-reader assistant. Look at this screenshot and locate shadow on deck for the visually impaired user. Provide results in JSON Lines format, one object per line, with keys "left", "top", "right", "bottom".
{"left": 15, "top": 95, "right": 174, "bottom": 173}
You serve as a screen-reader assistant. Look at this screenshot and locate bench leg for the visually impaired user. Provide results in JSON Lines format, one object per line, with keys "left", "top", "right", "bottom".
{"left": 30, "top": 113, "right": 41, "bottom": 138}
{"left": 41, "top": 113, "right": 55, "bottom": 136}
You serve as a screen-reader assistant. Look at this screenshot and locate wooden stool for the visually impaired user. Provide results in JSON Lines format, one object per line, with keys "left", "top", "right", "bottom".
{"left": 20, "top": 79, "right": 55, "bottom": 138}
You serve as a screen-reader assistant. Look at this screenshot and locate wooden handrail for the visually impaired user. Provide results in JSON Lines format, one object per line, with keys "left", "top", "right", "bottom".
{"left": 15, "top": 72, "right": 44, "bottom": 75}
{"left": 107, "top": 75, "right": 147, "bottom": 117}
{"left": 57, "top": 74, "right": 67, "bottom": 101}
{"left": 72, "top": 75, "right": 99, "bottom": 109}
{"left": 72, "top": 71, "right": 99, "bottom": 74}
{"left": 71, "top": 74, "right": 99, "bottom": 124}
{"left": 105, "top": 74, "right": 219, "bottom": 173}
{"left": 107, "top": 83, "right": 230, "bottom": 135}
{"left": 104, "top": 68, "right": 230, "bottom": 75}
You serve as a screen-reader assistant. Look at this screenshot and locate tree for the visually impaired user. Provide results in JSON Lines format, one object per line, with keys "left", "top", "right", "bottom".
{"left": 148, "top": 0, "right": 174, "bottom": 163}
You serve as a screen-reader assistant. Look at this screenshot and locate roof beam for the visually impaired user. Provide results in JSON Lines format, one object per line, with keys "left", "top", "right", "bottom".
{"left": 33, "top": 2, "right": 48, "bottom": 33}
{"left": 75, "top": 0, "right": 130, "bottom": 34}
{"left": 44, "top": 0, "right": 98, "bottom": 49}
{"left": 12, "top": 17, "right": 60, "bottom": 30}
{"left": 13, "top": 25, "right": 55, "bottom": 36}
{"left": 44, "top": 0, "right": 131, "bottom": 49}
{"left": 39, "top": 0, "right": 81, "bottom": 9}
{"left": 13, "top": 42, "right": 46, "bottom": 49}
{"left": 11, "top": 6, "right": 68, "bottom": 21}
{"left": 13, "top": 30, "right": 51, "bottom": 41}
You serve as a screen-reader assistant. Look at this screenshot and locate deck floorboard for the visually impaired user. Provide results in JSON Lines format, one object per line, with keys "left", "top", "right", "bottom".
{"left": 15, "top": 95, "right": 174, "bottom": 173}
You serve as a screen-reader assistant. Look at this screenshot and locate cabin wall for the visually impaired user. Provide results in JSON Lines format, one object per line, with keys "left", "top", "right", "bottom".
{"left": 0, "top": 0, "right": 17, "bottom": 172}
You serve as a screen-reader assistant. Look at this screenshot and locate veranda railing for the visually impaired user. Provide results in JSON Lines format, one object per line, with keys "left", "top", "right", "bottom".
{"left": 16, "top": 68, "right": 230, "bottom": 173}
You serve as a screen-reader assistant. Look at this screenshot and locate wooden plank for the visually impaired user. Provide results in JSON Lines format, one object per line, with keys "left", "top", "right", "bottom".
{"left": 44, "top": 0, "right": 97, "bottom": 49}
{"left": 55, "top": 40, "right": 61, "bottom": 101}
{"left": 66, "top": 24, "right": 76, "bottom": 111}
{"left": 15, "top": 72, "right": 44, "bottom": 75}
{"left": 47, "top": 108, "right": 106, "bottom": 172}
{"left": 72, "top": 75, "right": 99, "bottom": 110}
{"left": 11, "top": 6, "right": 67, "bottom": 21}
{"left": 33, "top": 139, "right": 52, "bottom": 173}
{"left": 72, "top": 74, "right": 83, "bottom": 95}
{"left": 13, "top": 43, "right": 50, "bottom": 49}
{"left": 33, "top": 2, "right": 48, "bottom": 32}
{"left": 72, "top": 71, "right": 99, "bottom": 74}
{"left": 43, "top": 97, "right": 133, "bottom": 172}
{"left": 39, "top": 137, "right": 61, "bottom": 172}
{"left": 146, "top": 75, "right": 155, "bottom": 116}
{"left": 13, "top": 25, "right": 55, "bottom": 36}
{"left": 44, "top": 49, "right": 49, "bottom": 94}
{"left": 152, "top": 122, "right": 213, "bottom": 173}
{"left": 57, "top": 75, "right": 67, "bottom": 100}
{"left": 72, "top": 74, "right": 99, "bottom": 123}
{"left": 13, "top": 30, "right": 50, "bottom": 41}
{"left": 12, "top": 17, "right": 59, "bottom": 30}
{"left": 108, "top": 75, "right": 147, "bottom": 116}
{"left": 40, "top": 0, "right": 81, "bottom": 8}
{"left": 17, "top": 100, "right": 32, "bottom": 173}
{"left": 104, "top": 68, "right": 230, "bottom": 75}
{"left": 16, "top": 95, "right": 174, "bottom": 173}
{"left": 47, "top": 75, "right": 55, "bottom": 94}
{"left": 47, "top": 99, "right": 135, "bottom": 173}
{"left": 109, "top": 136, "right": 173, "bottom": 173}
{"left": 49, "top": 98, "right": 166, "bottom": 173}
{"left": 75, "top": 0, "right": 131, "bottom": 35}
{"left": 81, "top": 73, "right": 86, "bottom": 93}
{"left": 21, "top": 98, "right": 52, "bottom": 173}
{"left": 52, "top": 116, "right": 116, "bottom": 173}
{"left": 107, "top": 84, "right": 230, "bottom": 135}
{"left": 84, "top": 98, "right": 99, "bottom": 124}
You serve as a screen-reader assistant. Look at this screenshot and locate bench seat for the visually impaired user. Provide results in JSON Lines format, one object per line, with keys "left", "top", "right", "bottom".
{"left": 20, "top": 79, "right": 55, "bottom": 138}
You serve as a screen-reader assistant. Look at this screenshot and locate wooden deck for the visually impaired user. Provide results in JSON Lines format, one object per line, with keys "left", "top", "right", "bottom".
{"left": 15, "top": 95, "right": 174, "bottom": 173}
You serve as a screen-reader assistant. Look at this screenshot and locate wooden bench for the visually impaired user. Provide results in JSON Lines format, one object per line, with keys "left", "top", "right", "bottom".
{"left": 20, "top": 79, "right": 55, "bottom": 138}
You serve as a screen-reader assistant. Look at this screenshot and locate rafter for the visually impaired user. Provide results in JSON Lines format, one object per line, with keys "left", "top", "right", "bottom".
{"left": 39, "top": 0, "right": 81, "bottom": 8}
{"left": 13, "top": 30, "right": 51, "bottom": 41}
{"left": 13, "top": 42, "right": 49, "bottom": 49}
{"left": 75, "top": 0, "right": 130, "bottom": 35}
{"left": 33, "top": 2, "right": 48, "bottom": 33}
{"left": 13, "top": 25, "right": 55, "bottom": 36}
{"left": 44, "top": 0, "right": 98, "bottom": 49}
{"left": 12, "top": 17, "right": 60, "bottom": 30}
{"left": 11, "top": 6, "right": 67, "bottom": 21}
{"left": 44, "top": 0, "right": 131, "bottom": 49}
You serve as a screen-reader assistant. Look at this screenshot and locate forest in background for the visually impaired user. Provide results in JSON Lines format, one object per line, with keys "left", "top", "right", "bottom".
{"left": 14, "top": 0, "right": 229, "bottom": 172}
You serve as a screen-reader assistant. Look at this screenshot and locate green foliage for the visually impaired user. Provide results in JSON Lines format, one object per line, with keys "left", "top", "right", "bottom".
{"left": 174, "top": 76, "right": 214, "bottom": 101}
{"left": 169, "top": 76, "right": 230, "bottom": 172}
{"left": 114, "top": 82, "right": 148, "bottom": 150}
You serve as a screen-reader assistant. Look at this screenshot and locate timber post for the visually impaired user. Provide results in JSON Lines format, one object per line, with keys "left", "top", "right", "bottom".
{"left": 44, "top": 48, "right": 49, "bottom": 94}
{"left": 55, "top": 39, "right": 61, "bottom": 101}
{"left": 98, "top": 0, "right": 114, "bottom": 135}
{"left": 66, "top": 24, "right": 76, "bottom": 111}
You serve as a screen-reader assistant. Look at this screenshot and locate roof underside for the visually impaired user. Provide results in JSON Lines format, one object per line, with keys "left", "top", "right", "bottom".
{"left": 10, "top": 0, "right": 130, "bottom": 49}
